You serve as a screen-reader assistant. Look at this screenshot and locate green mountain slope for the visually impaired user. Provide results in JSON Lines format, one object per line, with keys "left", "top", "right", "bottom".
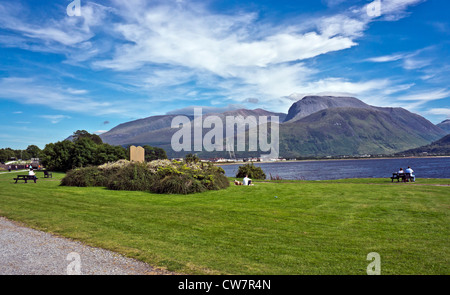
{"left": 397, "top": 134, "right": 450, "bottom": 156}
{"left": 280, "top": 107, "right": 444, "bottom": 158}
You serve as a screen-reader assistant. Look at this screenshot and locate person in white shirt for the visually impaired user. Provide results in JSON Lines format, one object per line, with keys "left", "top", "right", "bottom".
{"left": 243, "top": 175, "right": 252, "bottom": 186}
{"left": 28, "top": 168, "right": 36, "bottom": 178}
{"left": 405, "top": 166, "right": 415, "bottom": 182}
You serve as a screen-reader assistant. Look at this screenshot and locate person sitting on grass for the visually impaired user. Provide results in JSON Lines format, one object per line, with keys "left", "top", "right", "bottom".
{"left": 243, "top": 175, "right": 253, "bottom": 186}
{"left": 405, "top": 166, "right": 415, "bottom": 182}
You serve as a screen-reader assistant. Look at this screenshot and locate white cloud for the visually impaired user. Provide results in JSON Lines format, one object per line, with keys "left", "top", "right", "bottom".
{"left": 425, "top": 108, "right": 450, "bottom": 117}
{"left": 0, "top": 77, "right": 113, "bottom": 115}
{"left": 0, "top": 0, "right": 432, "bottom": 116}
{"left": 396, "top": 88, "right": 450, "bottom": 101}
{"left": 402, "top": 57, "right": 432, "bottom": 70}
{"left": 365, "top": 46, "right": 436, "bottom": 72}
{"left": 366, "top": 54, "right": 406, "bottom": 63}
{"left": 40, "top": 115, "right": 71, "bottom": 124}
{"left": 166, "top": 104, "right": 245, "bottom": 116}
{"left": 95, "top": 6, "right": 357, "bottom": 75}
{"left": 0, "top": 1, "right": 109, "bottom": 58}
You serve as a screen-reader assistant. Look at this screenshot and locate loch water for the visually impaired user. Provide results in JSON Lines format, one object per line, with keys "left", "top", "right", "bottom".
{"left": 218, "top": 157, "right": 450, "bottom": 180}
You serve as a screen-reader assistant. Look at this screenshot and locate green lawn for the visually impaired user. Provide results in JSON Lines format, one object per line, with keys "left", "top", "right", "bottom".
{"left": 0, "top": 170, "right": 448, "bottom": 275}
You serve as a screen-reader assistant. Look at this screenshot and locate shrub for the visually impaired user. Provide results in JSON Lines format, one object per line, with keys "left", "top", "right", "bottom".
{"left": 61, "top": 159, "right": 230, "bottom": 195}
{"left": 106, "top": 162, "right": 156, "bottom": 191}
{"left": 153, "top": 173, "right": 206, "bottom": 194}
{"left": 152, "top": 161, "right": 229, "bottom": 194}
{"left": 236, "top": 163, "right": 266, "bottom": 180}
{"left": 98, "top": 159, "right": 131, "bottom": 171}
{"left": 60, "top": 166, "right": 108, "bottom": 187}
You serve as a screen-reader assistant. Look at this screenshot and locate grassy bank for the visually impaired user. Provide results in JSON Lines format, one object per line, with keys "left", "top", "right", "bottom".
{"left": 0, "top": 170, "right": 448, "bottom": 274}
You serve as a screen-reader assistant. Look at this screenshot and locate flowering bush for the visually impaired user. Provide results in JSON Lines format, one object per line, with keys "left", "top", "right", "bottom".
{"left": 61, "top": 159, "right": 230, "bottom": 194}
{"left": 98, "top": 159, "right": 131, "bottom": 170}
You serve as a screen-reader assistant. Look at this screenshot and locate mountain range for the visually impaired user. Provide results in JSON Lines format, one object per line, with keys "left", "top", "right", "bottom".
{"left": 437, "top": 119, "right": 450, "bottom": 134}
{"left": 98, "top": 96, "right": 447, "bottom": 158}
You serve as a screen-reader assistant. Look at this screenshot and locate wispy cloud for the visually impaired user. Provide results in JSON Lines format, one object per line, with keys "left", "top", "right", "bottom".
{"left": 0, "top": 77, "right": 113, "bottom": 114}
{"left": 425, "top": 108, "right": 450, "bottom": 117}
{"left": 40, "top": 115, "right": 71, "bottom": 124}
{"left": 366, "top": 54, "right": 407, "bottom": 63}
{"left": 94, "top": 130, "right": 108, "bottom": 135}
{"left": 0, "top": 1, "right": 110, "bottom": 61}
{"left": 0, "top": 0, "right": 433, "bottom": 115}
{"left": 396, "top": 88, "right": 450, "bottom": 102}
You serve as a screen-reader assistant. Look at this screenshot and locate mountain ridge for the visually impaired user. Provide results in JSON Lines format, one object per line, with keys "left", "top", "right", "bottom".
{"left": 397, "top": 134, "right": 450, "bottom": 156}
{"left": 437, "top": 119, "right": 450, "bottom": 134}
{"left": 97, "top": 96, "right": 446, "bottom": 158}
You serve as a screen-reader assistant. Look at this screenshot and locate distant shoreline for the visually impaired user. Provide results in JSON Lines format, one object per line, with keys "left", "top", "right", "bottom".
{"left": 214, "top": 156, "right": 450, "bottom": 166}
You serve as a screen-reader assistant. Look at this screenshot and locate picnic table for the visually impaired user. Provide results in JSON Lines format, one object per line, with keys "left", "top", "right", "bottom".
{"left": 390, "top": 173, "right": 413, "bottom": 182}
{"left": 13, "top": 175, "right": 38, "bottom": 183}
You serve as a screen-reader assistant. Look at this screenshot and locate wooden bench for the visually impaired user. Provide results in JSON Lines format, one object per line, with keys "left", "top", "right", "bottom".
{"left": 13, "top": 175, "right": 38, "bottom": 183}
{"left": 391, "top": 173, "right": 413, "bottom": 182}
{"left": 43, "top": 170, "right": 52, "bottom": 178}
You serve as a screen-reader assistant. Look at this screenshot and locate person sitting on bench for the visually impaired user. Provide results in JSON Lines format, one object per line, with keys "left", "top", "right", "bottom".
{"left": 405, "top": 166, "right": 415, "bottom": 182}
{"left": 28, "top": 168, "right": 37, "bottom": 180}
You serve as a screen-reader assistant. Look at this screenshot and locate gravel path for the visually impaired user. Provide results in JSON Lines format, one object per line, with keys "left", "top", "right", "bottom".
{"left": 0, "top": 217, "right": 173, "bottom": 275}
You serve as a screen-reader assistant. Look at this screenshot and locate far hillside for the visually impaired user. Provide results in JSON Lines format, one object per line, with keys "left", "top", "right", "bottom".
{"left": 397, "top": 134, "right": 450, "bottom": 156}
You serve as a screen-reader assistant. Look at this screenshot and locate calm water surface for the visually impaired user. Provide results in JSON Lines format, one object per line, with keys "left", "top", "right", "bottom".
{"left": 218, "top": 157, "right": 450, "bottom": 180}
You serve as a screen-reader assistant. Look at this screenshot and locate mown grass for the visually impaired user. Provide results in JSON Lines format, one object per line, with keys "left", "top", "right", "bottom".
{"left": 0, "top": 170, "right": 448, "bottom": 275}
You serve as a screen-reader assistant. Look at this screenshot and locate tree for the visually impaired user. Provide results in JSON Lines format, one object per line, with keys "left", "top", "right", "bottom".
{"left": 0, "top": 148, "right": 16, "bottom": 163}
{"left": 236, "top": 163, "right": 266, "bottom": 179}
{"left": 143, "top": 145, "right": 168, "bottom": 162}
{"left": 41, "top": 137, "right": 128, "bottom": 172}
{"left": 72, "top": 137, "right": 97, "bottom": 168}
{"left": 26, "top": 145, "right": 42, "bottom": 159}
{"left": 72, "top": 130, "right": 103, "bottom": 145}
{"left": 41, "top": 140, "right": 75, "bottom": 172}
{"left": 95, "top": 144, "right": 128, "bottom": 165}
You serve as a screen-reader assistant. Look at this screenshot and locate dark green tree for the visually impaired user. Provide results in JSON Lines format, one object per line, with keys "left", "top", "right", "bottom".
{"left": 41, "top": 140, "right": 75, "bottom": 172}
{"left": 143, "top": 145, "right": 168, "bottom": 162}
{"left": 72, "top": 137, "right": 97, "bottom": 168}
{"left": 95, "top": 144, "right": 128, "bottom": 165}
{"left": 72, "top": 130, "right": 103, "bottom": 145}
{"left": 236, "top": 163, "right": 266, "bottom": 179}
{"left": 42, "top": 137, "right": 128, "bottom": 172}
{"left": 0, "top": 148, "right": 16, "bottom": 162}
{"left": 26, "top": 145, "right": 42, "bottom": 158}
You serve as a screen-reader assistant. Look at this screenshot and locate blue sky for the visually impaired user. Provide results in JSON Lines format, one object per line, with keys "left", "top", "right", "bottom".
{"left": 0, "top": 0, "right": 449, "bottom": 149}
